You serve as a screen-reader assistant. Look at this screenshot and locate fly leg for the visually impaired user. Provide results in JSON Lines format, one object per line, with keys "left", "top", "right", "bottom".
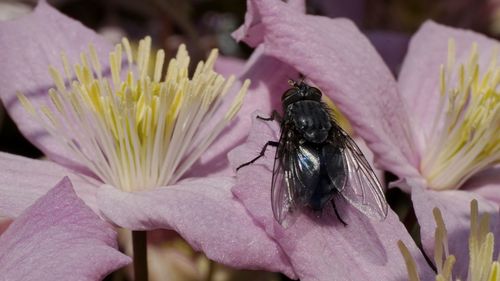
{"left": 332, "top": 200, "right": 348, "bottom": 226}
{"left": 257, "top": 110, "right": 282, "bottom": 123}
{"left": 236, "top": 141, "right": 279, "bottom": 171}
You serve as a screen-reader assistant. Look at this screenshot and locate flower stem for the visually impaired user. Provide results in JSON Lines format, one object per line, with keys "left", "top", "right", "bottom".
{"left": 132, "top": 230, "right": 148, "bottom": 281}
{"left": 205, "top": 259, "right": 215, "bottom": 281}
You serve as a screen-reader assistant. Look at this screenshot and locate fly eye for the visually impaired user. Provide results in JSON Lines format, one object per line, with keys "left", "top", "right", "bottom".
{"left": 282, "top": 88, "right": 298, "bottom": 101}
{"left": 306, "top": 87, "right": 322, "bottom": 100}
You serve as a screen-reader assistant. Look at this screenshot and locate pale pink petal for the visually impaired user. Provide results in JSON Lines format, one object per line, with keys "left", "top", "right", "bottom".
{"left": 185, "top": 46, "right": 298, "bottom": 178}
{"left": 398, "top": 21, "right": 499, "bottom": 154}
{"left": 237, "top": 0, "right": 420, "bottom": 180}
{"left": 232, "top": 0, "right": 305, "bottom": 46}
{"left": 0, "top": 152, "right": 100, "bottom": 218}
{"left": 412, "top": 187, "right": 499, "bottom": 278}
{"left": 96, "top": 176, "right": 296, "bottom": 278}
{"left": 0, "top": 177, "right": 130, "bottom": 281}
{"left": 228, "top": 116, "right": 434, "bottom": 281}
{"left": 462, "top": 167, "right": 500, "bottom": 204}
{"left": 0, "top": 1, "right": 113, "bottom": 172}
{"left": 214, "top": 56, "right": 245, "bottom": 78}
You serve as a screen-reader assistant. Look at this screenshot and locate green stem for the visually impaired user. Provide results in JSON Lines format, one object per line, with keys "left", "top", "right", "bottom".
{"left": 132, "top": 231, "right": 148, "bottom": 281}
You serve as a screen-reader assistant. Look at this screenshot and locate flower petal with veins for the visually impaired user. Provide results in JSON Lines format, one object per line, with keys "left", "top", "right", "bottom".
{"left": 97, "top": 176, "right": 296, "bottom": 278}
{"left": 0, "top": 1, "right": 113, "bottom": 173}
{"left": 0, "top": 177, "right": 130, "bottom": 281}
{"left": 0, "top": 152, "right": 100, "bottom": 218}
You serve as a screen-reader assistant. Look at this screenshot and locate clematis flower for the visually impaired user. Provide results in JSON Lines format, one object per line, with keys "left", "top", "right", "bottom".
{"left": 232, "top": 0, "right": 499, "bottom": 278}
{"left": 0, "top": 0, "right": 296, "bottom": 275}
{"left": 399, "top": 200, "right": 500, "bottom": 281}
{"left": 0, "top": 177, "right": 130, "bottom": 280}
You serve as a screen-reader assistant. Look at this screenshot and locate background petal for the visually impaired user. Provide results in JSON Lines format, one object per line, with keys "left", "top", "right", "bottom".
{"left": 0, "top": 152, "right": 100, "bottom": 218}
{"left": 97, "top": 176, "right": 296, "bottom": 278}
{"left": 236, "top": 0, "right": 420, "bottom": 180}
{"left": 228, "top": 116, "right": 434, "bottom": 281}
{"left": 398, "top": 21, "right": 500, "bottom": 154}
{"left": 0, "top": 1, "right": 113, "bottom": 172}
{"left": 0, "top": 177, "right": 130, "bottom": 281}
{"left": 412, "top": 187, "right": 500, "bottom": 278}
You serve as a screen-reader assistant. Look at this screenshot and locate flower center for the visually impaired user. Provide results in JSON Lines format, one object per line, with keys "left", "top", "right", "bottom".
{"left": 420, "top": 39, "right": 500, "bottom": 190}
{"left": 19, "top": 37, "right": 249, "bottom": 192}
{"left": 399, "top": 200, "right": 499, "bottom": 281}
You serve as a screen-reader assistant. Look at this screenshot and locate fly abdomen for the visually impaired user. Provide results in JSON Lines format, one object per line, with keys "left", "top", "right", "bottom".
{"left": 287, "top": 100, "right": 332, "bottom": 143}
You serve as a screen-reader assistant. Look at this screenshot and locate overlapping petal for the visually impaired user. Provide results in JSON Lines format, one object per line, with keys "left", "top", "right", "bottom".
{"left": 235, "top": 0, "right": 420, "bottom": 180}
{"left": 0, "top": 152, "right": 100, "bottom": 218}
{"left": 96, "top": 176, "right": 296, "bottom": 278}
{"left": 0, "top": 0, "right": 112, "bottom": 172}
{"left": 228, "top": 116, "right": 434, "bottom": 281}
{"left": 0, "top": 177, "right": 130, "bottom": 281}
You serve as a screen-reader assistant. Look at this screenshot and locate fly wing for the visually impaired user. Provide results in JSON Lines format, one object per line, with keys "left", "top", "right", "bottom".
{"left": 270, "top": 130, "right": 297, "bottom": 225}
{"left": 335, "top": 129, "right": 388, "bottom": 220}
{"left": 271, "top": 130, "right": 319, "bottom": 226}
{"left": 270, "top": 147, "right": 292, "bottom": 225}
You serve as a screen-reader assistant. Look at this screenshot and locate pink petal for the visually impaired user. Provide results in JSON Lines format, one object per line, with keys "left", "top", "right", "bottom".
{"left": 228, "top": 116, "right": 434, "bottom": 280}
{"left": 214, "top": 56, "right": 245, "bottom": 78}
{"left": 412, "top": 187, "right": 500, "bottom": 278}
{"left": 0, "top": 1, "right": 113, "bottom": 172}
{"left": 462, "top": 167, "right": 500, "bottom": 204}
{"left": 96, "top": 176, "right": 296, "bottom": 278}
{"left": 398, "top": 21, "right": 500, "bottom": 154}
{"left": 233, "top": 0, "right": 305, "bottom": 46}
{"left": 0, "top": 177, "right": 130, "bottom": 280}
{"left": 236, "top": 0, "right": 420, "bottom": 180}
{"left": 0, "top": 152, "right": 100, "bottom": 218}
{"left": 185, "top": 46, "right": 298, "bottom": 178}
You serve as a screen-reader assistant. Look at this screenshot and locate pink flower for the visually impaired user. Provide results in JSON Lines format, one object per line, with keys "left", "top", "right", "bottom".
{"left": 0, "top": 177, "right": 130, "bottom": 280}
{"left": 232, "top": 0, "right": 499, "bottom": 278}
{"left": 0, "top": 0, "right": 293, "bottom": 274}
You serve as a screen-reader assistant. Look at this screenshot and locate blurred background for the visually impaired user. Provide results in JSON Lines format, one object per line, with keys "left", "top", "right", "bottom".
{"left": 0, "top": 0, "right": 499, "bottom": 280}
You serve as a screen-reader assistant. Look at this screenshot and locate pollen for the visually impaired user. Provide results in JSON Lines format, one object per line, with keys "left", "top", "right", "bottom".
{"left": 18, "top": 37, "right": 250, "bottom": 191}
{"left": 399, "top": 200, "right": 499, "bottom": 281}
{"left": 420, "top": 39, "right": 500, "bottom": 190}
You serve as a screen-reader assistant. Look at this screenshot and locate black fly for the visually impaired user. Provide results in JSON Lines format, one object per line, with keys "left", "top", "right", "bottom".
{"left": 237, "top": 80, "right": 388, "bottom": 226}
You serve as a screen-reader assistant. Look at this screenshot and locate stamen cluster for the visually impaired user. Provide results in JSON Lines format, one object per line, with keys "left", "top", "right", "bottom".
{"left": 421, "top": 39, "right": 499, "bottom": 190}
{"left": 19, "top": 37, "right": 249, "bottom": 191}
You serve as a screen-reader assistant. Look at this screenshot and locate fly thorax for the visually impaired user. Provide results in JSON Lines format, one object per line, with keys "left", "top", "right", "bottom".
{"left": 420, "top": 39, "right": 499, "bottom": 190}
{"left": 18, "top": 37, "right": 250, "bottom": 192}
{"left": 288, "top": 100, "right": 332, "bottom": 143}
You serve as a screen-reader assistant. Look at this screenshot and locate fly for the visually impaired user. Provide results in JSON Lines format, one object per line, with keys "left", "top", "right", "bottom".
{"left": 237, "top": 80, "right": 388, "bottom": 226}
